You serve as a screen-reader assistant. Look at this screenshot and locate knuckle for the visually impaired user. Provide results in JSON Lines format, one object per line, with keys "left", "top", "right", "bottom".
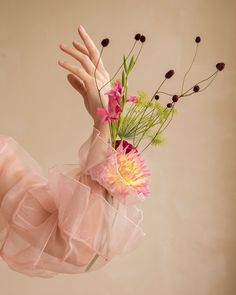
{"left": 75, "top": 67, "right": 81, "bottom": 75}
{"left": 81, "top": 54, "right": 89, "bottom": 63}
{"left": 91, "top": 46, "right": 99, "bottom": 56}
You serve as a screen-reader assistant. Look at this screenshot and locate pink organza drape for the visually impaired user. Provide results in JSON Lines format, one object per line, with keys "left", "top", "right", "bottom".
{"left": 0, "top": 128, "right": 145, "bottom": 278}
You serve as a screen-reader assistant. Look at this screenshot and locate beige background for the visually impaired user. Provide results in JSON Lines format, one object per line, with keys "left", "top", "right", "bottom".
{"left": 0, "top": 0, "right": 235, "bottom": 294}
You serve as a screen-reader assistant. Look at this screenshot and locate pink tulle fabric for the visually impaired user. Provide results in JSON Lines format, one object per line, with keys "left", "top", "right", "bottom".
{"left": 0, "top": 127, "right": 146, "bottom": 278}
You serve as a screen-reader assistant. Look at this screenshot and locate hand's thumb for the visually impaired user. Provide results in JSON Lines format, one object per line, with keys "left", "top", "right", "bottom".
{"left": 67, "top": 74, "right": 86, "bottom": 97}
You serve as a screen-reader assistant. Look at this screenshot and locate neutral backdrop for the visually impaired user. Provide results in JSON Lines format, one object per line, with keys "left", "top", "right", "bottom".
{"left": 0, "top": 0, "right": 235, "bottom": 294}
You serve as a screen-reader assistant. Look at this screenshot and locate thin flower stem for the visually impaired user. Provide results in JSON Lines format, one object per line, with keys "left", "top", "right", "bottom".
{"left": 181, "top": 73, "right": 218, "bottom": 98}
{"left": 125, "top": 106, "right": 161, "bottom": 137}
{"left": 181, "top": 44, "right": 199, "bottom": 94}
{"left": 133, "top": 78, "right": 167, "bottom": 146}
{"left": 181, "top": 70, "right": 218, "bottom": 96}
{"left": 135, "top": 108, "right": 156, "bottom": 147}
{"left": 121, "top": 104, "right": 147, "bottom": 136}
{"left": 117, "top": 43, "right": 145, "bottom": 133}
{"left": 140, "top": 105, "right": 174, "bottom": 154}
{"left": 99, "top": 40, "right": 138, "bottom": 92}
{"left": 133, "top": 42, "right": 144, "bottom": 66}
{"left": 94, "top": 47, "right": 104, "bottom": 108}
{"left": 119, "top": 103, "right": 137, "bottom": 138}
{"left": 125, "top": 116, "right": 159, "bottom": 142}
{"left": 198, "top": 72, "right": 218, "bottom": 92}
{"left": 158, "top": 108, "right": 175, "bottom": 133}
{"left": 157, "top": 91, "right": 174, "bottom": 97}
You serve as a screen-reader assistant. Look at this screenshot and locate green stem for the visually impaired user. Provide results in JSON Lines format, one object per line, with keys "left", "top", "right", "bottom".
{"left": 133, "top": 78, "right": 166, "bottom": 146}
{"left": 140, "top": 104, "right": 175, "bottom": 154}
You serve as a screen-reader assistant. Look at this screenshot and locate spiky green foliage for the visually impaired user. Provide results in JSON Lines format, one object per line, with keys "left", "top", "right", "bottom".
{"left": 117, "top": 89, "right": 176, "bottom": 147}
{"left": 146, "top": 130, "right": 165, "bottom": 146}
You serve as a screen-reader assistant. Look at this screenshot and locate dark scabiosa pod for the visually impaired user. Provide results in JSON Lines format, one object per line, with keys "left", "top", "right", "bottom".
{"left": 165, "top": 70, "right": 175, "bottom": 79}
{"left": 216, "top": 62, "right": 225, "bottom": 71}
{"left": 101, "top": 38, "right": 110, "bottom": 47}
{"left": 193, "top": 85, "right": 200, "bottom": 92}
{"left": 140, "top": 35, "right": 146, "bottom": 43}
{"left": 135, "top": 33, "right": 141, "bottom": 41}
{"left": 195, "top": 36, "right": 201, "bottom": 43}
{"left": 172, "top": 95, "right": 179, "bottom": 102}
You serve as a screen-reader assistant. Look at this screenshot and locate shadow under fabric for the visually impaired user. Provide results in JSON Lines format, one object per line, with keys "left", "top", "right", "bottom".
{"left": 0, "top": 127, "right": 145, "bottom": 278}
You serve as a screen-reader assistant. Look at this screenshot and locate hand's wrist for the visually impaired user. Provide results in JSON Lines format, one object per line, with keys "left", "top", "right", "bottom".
{"left": 93, "top": 121, "right": 110, "bottom": 141}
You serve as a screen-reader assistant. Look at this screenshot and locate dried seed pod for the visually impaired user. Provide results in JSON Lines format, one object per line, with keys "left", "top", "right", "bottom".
{"left": 134, "top": 33, "right": 141, "bottom": 41}
{"left": 165, "top": 70, "right": 175, "bottom": 79}
{"left": 172, "top": 95, "right": 179, "bottom": 102}
{"left": 101, "top": 38, "right": 110, "bottom": 47}
{"left": 193, "top": 85, "right": 200, "bottom": 92}
{"left": 140, "top": 35, "right": 146, "bottom": 43}
{"left": 195, "top": 36, "right": 201, "bottom": 43}
{"left": 216, "top": 62, "right": 225, "bottom": 71}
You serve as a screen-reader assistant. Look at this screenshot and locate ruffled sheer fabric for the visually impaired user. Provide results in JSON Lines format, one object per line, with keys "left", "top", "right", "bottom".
{"left": 0, "top": 128, "right": 146, "bottom": 278}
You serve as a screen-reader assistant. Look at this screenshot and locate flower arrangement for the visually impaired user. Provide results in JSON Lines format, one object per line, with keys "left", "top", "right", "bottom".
{"left": 92, "top": 33, "right": 225, "bottom": 202}
{"left": 84, "top": 33, "right": 225, "bottom": 272}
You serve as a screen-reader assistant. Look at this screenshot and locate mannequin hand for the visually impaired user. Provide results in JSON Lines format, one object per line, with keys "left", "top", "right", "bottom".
{"left": 58, "top": 25, "right": 111, "bottom": 128}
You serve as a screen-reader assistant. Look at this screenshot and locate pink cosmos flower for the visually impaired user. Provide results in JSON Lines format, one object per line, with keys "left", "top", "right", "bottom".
{"left": 97, "top": 96, "right": 122, "bottom": 123}
{"left": 104, "top": 80, "right": 124, "bottom": 102}
{"left": 97, "top": 80, "right": 123, "bottom": 123}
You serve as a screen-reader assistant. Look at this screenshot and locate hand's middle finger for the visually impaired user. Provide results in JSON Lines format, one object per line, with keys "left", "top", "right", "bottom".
{"left": 59, "top": 43, "right": 95, "bottom": 75}
{"left": 78, "top": 25, "right": 106, "bottom": 73}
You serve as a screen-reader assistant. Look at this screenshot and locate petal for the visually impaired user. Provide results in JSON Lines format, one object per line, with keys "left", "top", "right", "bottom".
{"left": 127, "top": 95, "right": 137, "bottom": 102}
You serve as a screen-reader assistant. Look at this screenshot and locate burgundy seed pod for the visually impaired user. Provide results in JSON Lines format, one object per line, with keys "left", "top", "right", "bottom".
{"left": 172, "top": 95, "right": 179, "bottom": 102}
{"left": 154, "top": 94, "right": 160, "bottom": 100}
{"left": 167, "top": 103, "right": 173, "bottom": 108}
{"left": 135, "top": 33, "right": 141, "bottom": 41}
{"left": 195, "top": 36, "right": 201, "bottom": 43}
{"left": 216, "top": 62, "right": 225, "bottom": 71}
{"left": 101, "top": 38, "right": 110, "bottom": 47}
{"left": 140, "top": 35, "right": 146, "bottom": 43}
{"left": 165, "top": 69, "right": 175, "bottom": 79}
{"left": 193, "top": 85, "right": 200, "bottom": 92}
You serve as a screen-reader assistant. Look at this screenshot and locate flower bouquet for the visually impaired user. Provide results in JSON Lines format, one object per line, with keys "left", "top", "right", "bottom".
{"left": 93, "top": 33, "right": 225, "bottom": 198}
{"left": 83, "top": 33, "right": 225, "bottom": 271}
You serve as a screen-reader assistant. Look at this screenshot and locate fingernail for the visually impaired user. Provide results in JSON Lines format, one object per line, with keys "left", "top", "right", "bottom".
{"left": 79, "top": 24, "right": 84, "bottom": 32}
{"left": 60, "top": 43, "right": 67, "bottom": 48}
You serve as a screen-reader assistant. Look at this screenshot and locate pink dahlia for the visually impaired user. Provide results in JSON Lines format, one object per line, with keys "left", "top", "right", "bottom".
{"left": 115, "top": 144, "right": 150, "bottom": 196}
{"left": 89, "top": 142, "right": 150, "bottom": 201}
